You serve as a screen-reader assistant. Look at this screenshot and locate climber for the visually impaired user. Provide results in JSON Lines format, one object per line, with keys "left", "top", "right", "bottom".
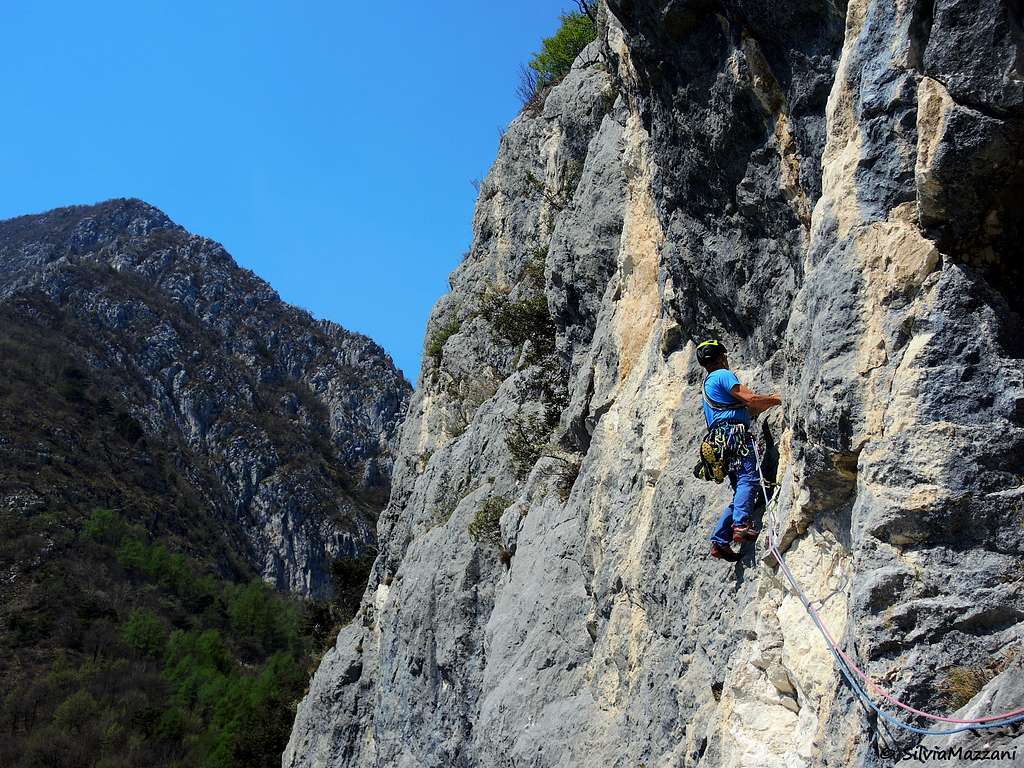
{"left": 694, "top": 339, "right": 781, "bottom": 562}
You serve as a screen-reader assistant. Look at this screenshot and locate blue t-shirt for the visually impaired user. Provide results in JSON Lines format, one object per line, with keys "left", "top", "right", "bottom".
{"left": 702, "top": 369, "right": 749, "bottom": 428}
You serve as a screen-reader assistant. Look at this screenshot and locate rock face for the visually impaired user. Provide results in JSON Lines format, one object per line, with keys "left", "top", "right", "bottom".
{"left": 286, "top": 1, "right": 1023, "bottom": 766}
{"left": 0, "top": 199, "right": 411, "bottom": 596}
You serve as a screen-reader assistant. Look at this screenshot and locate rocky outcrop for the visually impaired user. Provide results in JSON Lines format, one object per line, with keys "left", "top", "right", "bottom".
{"left": 287, "top": 1, "right": 1023, "bottom": 765}
{"left": 0, "top": 199, "right": 411, "bottom": 596}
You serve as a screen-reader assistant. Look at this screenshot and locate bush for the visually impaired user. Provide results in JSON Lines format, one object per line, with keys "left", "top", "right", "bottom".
{"left": 469, "top": 496, "right": 510, "bottom": 548}
{"left": 478, "top": 250, "right": 555, "bottom": 362}
{"left": 523, "top": 249, "right": 547, "bottom": 287}
{"left": 479, "top": 288, "right": 555, "bottom": 360}
{"left": 83, "top": 508, "right": 129, "bottom": 546}
{"left": 505, "top": 411, "right": 551, "bottom": 480}
{"left": 519, "top": 9, "right": 597, "bottom": 107}
{"left": 425, "top": 318, "right": 462, "bottom": 366}
{"left": 551, "top": 455, "right": 582, "bottom": 502}
{"left": 52, "top": 690, "right": 99, "bottom": 733}
{"left": 121, "top": 609, "right": 168, "bottom": 658}
{"left": 516, "top": 64, "right": 542, "bottom": 112}
{"left": 940, "top": 666, "right": 992, "bottom": 709}
{"left": 115, "top": 538, "right": 149, "bottom": 572}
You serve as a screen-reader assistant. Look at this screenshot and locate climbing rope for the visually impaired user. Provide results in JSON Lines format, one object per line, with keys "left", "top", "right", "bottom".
{"left": 749, "top": 438, "right": 1024, "bottom": 736}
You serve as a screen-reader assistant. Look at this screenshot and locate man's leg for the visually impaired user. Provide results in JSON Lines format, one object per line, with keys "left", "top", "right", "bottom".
{"left": 731, "top": 449, "right": 760, "bottom": 527}
{"left": 710, "top": 503, "right": 734, "bottom": 545}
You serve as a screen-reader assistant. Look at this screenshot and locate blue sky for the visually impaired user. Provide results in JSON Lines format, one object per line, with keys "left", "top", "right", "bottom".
{"left": 1, "top": 1, "right": 579, "bottom": 382}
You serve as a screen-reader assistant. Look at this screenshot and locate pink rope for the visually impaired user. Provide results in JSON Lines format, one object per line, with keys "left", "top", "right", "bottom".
{"left": 753, "top": 438, "right": 1024, "bottom": 725}
{"left": 767, "top": 536, "right": 1024, "bottom": 723}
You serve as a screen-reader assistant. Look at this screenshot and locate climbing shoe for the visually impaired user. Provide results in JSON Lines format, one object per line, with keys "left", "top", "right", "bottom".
{"left": 732, "top": 524, "right": 760, "bottom": 543}
{"left": 709, "top": 543, "right": 740, "bottom": 562}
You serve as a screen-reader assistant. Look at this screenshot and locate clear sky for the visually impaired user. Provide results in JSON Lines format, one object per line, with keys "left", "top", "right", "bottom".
{"left": 1, "top": 1, "right": 579, "bottom": 383}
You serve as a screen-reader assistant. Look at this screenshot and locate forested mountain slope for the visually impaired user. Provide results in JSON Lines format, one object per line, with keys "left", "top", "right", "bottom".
{"left": 0, "top": 199, "right": 411, "bottom": 767}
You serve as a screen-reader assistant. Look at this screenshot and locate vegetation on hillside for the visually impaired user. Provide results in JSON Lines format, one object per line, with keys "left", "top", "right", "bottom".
{"left": 518, "top": 2, "right": 598, "bottom": 110}
{"left": 468, "top": 496, "right": 510, "bottom": 548}
{"left": 0, "top": 306, "right": 371, "bottom": 768}
{"left": 478, "top": 250, "right": 556, "bottom": 364}
{"left": 425, "top": 318, "right": 462, "bottom": 366}
{"left": 1, "top": 504, "right": 319, "bottom": 768}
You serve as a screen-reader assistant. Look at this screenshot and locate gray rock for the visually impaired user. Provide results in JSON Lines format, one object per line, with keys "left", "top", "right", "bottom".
{"left": 288, "top": 1, "right": 1024, "bottom": 765}
{"left": 906, "top": 664, "right": 1024, "bottom": 767}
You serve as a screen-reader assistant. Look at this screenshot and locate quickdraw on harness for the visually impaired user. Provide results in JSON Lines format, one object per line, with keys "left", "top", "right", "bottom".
{"left": 692, "top": 376, "right": 750, "bottom": 483}
{"left": 693, "top": 423, "right": 749, "bottom": 482}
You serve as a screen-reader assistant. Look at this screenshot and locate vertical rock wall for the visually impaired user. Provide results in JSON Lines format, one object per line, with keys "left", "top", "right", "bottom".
{"left": 287, "top": 1, "right": 1024, "bottom": 765}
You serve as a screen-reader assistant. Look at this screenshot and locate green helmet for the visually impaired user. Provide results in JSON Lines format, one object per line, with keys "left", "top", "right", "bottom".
{"left": 695, "top": 338, "right": 727, "bottom": 365}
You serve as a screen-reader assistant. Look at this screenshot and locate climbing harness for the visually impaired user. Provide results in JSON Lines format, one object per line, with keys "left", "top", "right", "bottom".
{"left": 750, "top": 438, "right": 1024, "bottom": 736}
{"left": 693, "top": 422, "right": 750, "bottom": 482}
{"left": 702, "top": 385, "right": 740, "bottom": 413}
{"left": 693, "top": 373, "right": 750, "bottom": 482}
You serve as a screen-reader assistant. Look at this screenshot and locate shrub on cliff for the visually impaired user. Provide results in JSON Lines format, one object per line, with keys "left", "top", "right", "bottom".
{"left": 480, "top": 290, "right": 555, "bottom": 359}
{"left": 518, "top": 6, "right": 597, "bottom": 109}
{"left": 479, "top": 252, "right": 555, "bottom": 362}
{"left": 469, "top": 496, "right": 510, "bottom": 547}
{"left": 505, "top": 411, "right": 551, "bottom": 479}
{"left": 426, "top": 318, "right": 461, "bottom": 366}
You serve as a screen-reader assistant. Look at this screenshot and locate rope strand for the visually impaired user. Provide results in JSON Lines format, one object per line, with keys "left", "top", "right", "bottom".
{"left": 749, "top": 438, "right": 1024, "bottom": 734}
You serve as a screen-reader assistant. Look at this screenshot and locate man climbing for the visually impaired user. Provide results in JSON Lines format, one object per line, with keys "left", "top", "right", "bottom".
{"left": 694, "top": 339, "right": 781, "bottom": 562}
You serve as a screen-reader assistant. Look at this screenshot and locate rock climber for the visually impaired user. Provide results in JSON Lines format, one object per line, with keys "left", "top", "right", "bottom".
{"left": 694, "top": 339, "right": 781, "bottom": 562}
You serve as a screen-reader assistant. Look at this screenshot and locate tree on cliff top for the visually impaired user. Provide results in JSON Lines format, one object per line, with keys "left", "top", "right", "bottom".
{"left": 517, "top": 5, "right": 597, "bottom": 110}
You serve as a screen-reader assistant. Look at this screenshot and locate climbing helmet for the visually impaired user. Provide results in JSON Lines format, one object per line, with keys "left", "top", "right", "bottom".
{"left": 695, "top": 338, "right": 727, "bottom": 365}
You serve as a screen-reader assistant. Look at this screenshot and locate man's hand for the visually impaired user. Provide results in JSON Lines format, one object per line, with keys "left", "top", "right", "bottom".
{"left": 731, "top": 385, "right": 782, "bottom": 417}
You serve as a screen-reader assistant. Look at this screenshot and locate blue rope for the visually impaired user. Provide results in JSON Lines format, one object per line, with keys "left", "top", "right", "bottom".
{"left": 796, "top": 572, "right": 1024, "bottom": 736}
{"left": 751, "top": 440, "right": 1024, "bottom": 737}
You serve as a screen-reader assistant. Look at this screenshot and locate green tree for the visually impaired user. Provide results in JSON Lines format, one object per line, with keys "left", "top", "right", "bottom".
{"left": 164, "top": 628, "right": 234, "bottom": 713}
{"left": 121, "top": 609, "right": 168, "bottom": 658}
{"left": 52, "top": 690, "right": 99, "bottom": 733}
{"left": 83, "top": 508, "right": 128, "bottom": 546}
{"left": 519, "top": 9, "right": 597, "bottom": 107}
{"left": 226, "top": 581, "right": 297, "bottom": 656}
{"left": 229, "top": 653, "right": 307, "bottom": 768}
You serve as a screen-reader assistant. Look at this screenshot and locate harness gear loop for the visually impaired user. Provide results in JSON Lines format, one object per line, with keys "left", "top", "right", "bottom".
{"left": 693, "top": 373, "right": 750, "bottom": 482}
{"left": 693, "top": 423, "right": 750, "bottom": 482}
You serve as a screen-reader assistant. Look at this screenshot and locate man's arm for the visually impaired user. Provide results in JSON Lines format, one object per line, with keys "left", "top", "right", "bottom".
{"left": 731, "top": 384, "right": 782, "bottom": 417}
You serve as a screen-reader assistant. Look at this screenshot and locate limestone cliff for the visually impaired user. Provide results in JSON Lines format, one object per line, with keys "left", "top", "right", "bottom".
{"left": 286, "top": 1, "right": 1023, "bottom": 765}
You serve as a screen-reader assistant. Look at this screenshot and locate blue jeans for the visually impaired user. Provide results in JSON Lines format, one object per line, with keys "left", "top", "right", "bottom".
{"left": 709, "top": 445, "right": 759, "bottom": 546}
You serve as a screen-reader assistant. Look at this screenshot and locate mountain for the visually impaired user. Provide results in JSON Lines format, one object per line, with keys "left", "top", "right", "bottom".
{"left": 0, "top": 199, "right": 411, "bottom": 597}
{"left": 0, "top": 199, "right": 412, "bottom": 767}
{"left": 287, "top": 1, "right": 1024, "bottom": 767}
